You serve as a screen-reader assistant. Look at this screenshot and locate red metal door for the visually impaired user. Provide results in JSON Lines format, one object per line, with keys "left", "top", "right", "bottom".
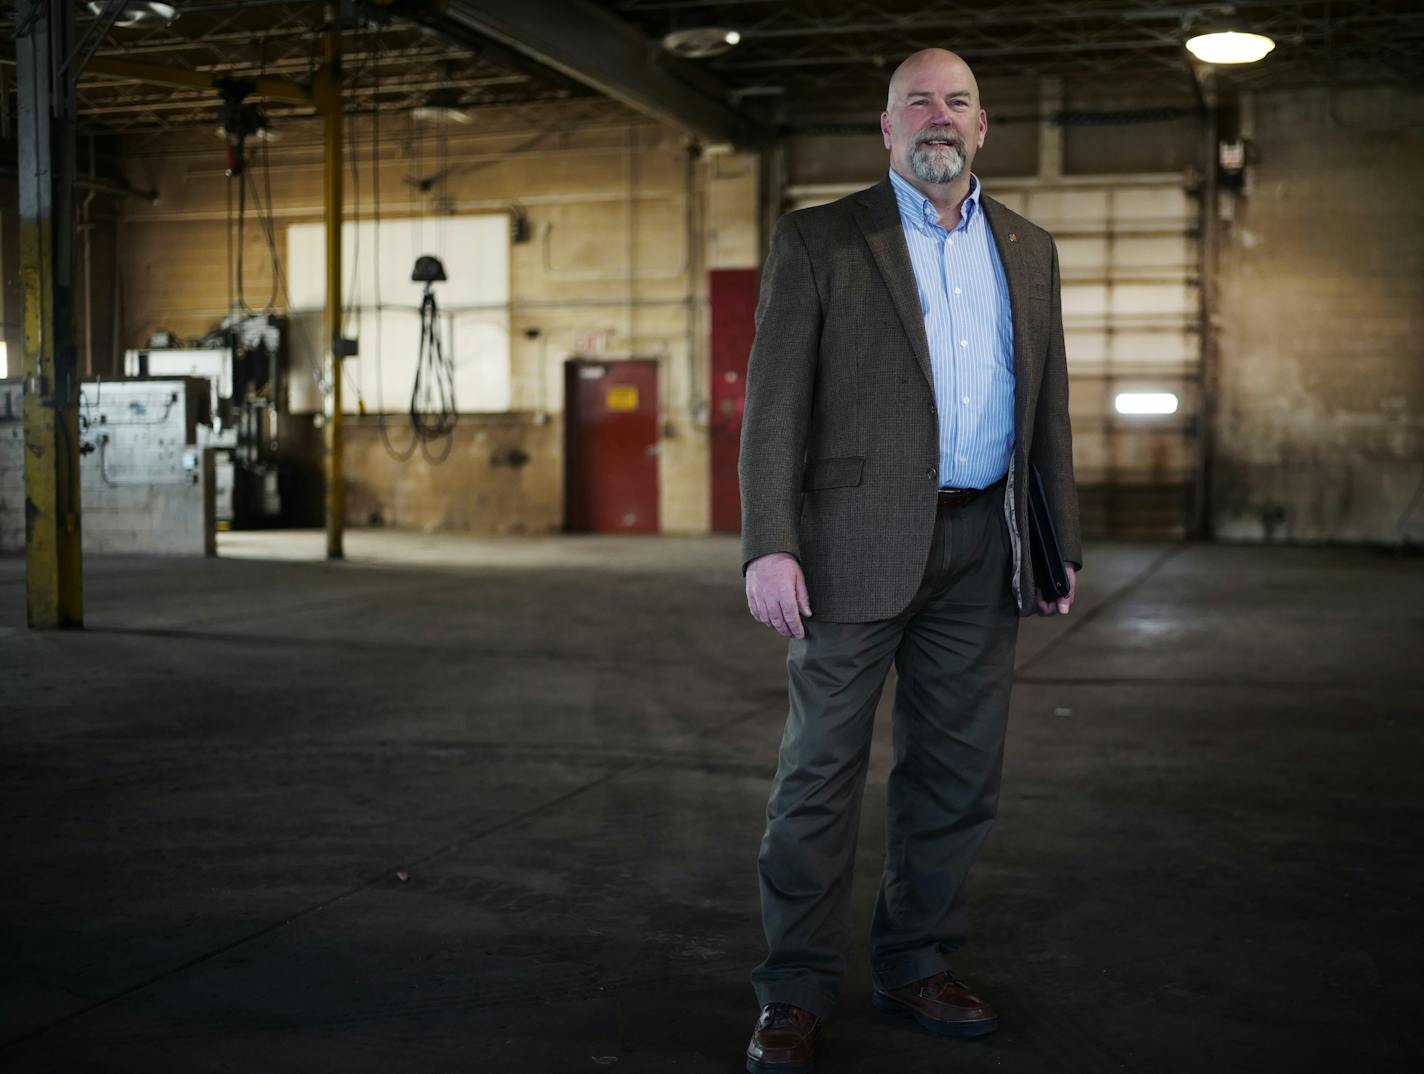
{"left": 709, "top": 268, "right": 759, "bottom": 533}
{"left": 564, "top": 359, "right": 660, "bottom": 533}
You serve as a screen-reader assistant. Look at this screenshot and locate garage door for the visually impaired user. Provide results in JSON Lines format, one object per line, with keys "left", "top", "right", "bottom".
{"left": 991, "top": 176, "right": 1198, "bottom": 538}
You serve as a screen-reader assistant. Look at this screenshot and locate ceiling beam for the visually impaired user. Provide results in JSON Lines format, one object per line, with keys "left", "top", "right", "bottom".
{"left": 86, "top": 56, "right": 313, "bottom": 103}
{"left": 431, "top": 0, "right": 764, "bottom": 146}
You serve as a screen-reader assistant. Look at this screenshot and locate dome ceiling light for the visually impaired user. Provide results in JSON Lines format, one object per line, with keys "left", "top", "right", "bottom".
{"left": 1185, "top": 30, "right": 1276, "bottom": 64}
{"left": 660, "top": 27, "right": 742, "bottom": 60}
{"left": 412, "top": 87, "right": 472, "bottom": 125}
{"left": 84, "top": 1, "right": 178, "bottom": 28}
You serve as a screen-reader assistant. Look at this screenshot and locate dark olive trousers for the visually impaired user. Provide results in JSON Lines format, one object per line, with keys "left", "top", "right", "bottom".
{"left": 751, "top": 488, "right": 1020, "bottom": 1019}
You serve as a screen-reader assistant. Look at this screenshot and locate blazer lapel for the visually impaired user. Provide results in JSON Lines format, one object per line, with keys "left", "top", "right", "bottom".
{"left": 982, "top": 195, "right": 1032, "bottom": 442}
{"left": 854, "top": 180, "right": 934, "bottom": 389}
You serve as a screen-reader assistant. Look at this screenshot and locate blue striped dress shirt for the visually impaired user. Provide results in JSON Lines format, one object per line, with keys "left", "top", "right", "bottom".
{"left": 888, "top": 167, "right": 1015, "bottom": 491}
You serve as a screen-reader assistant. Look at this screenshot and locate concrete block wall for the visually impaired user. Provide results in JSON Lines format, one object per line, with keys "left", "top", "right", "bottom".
{"left": 341, "top": 414, "right": 562, "bottom": 535}
{"left": 107, "top": 98, "right": 762, "bottom": 537}
{"left": 1214, "top": 86, "right": 1424, "bottom": 545}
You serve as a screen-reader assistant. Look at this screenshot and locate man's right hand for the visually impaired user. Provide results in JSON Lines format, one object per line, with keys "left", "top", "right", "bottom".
{"left": 745, "top": 552, "right": 813, "bottom": 639}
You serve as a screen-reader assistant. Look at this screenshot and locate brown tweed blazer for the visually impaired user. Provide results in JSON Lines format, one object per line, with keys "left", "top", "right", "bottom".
{"left": 739, "top": 176, "right": 1081, "bottom": 622}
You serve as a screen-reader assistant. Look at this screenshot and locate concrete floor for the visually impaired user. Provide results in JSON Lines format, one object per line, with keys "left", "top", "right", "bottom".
{"left": 1, "top": 532, "right": 1421, "bottom": 1073}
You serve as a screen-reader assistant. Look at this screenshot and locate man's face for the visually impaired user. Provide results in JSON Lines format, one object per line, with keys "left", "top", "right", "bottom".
{"left": 881, "top": 55, "right": 987, "bottom": 186}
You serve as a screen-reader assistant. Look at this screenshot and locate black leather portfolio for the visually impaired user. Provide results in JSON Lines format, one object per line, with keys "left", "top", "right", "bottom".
{"left": 1028, "top": 463, "right": 1071, "bottom": 600}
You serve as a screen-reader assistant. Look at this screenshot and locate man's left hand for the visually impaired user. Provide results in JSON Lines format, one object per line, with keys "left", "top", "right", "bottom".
{"left": 1035, "top": 564, "right": 1076, "bottom": 617}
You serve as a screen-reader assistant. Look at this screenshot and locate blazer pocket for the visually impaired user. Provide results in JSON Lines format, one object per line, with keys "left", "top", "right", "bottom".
{"left": 803, "top": 456, "right": 865, "bottom": 491}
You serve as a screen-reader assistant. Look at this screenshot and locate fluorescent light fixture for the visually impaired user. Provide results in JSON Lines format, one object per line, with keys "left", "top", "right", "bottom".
{"left": 0, "top": 342, "right": 7, "bottom": 379}
{"left": 661, "top": 27, "right": 743, "bottom": 59}
{"left": 1185, "top": 31, "right": 1275, "bottom": 64}
{"left": 1115, "top": 392, "right": 1179, "bottom": 416}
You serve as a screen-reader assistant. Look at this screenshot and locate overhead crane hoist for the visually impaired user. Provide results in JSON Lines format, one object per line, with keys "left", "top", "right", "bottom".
{"left": 217, "top": 81, "right": 268, "bottom": 180}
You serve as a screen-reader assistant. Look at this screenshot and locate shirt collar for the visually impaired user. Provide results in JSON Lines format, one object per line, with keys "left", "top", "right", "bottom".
{"left": 888, "top": 167, "right": 981, "bottom": 233}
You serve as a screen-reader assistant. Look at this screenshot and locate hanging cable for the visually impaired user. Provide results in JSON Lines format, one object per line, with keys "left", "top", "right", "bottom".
{"left": 343, "top": 68, "right": 366, "bottom": 415}
{"left": 344, "top": 70, "right": 361, "bottom": 326}
{"left": 225, "top": 159, "right": 235, "bottom": 327}
{"left": 237, "top": 167, "right": 277, "bottom": 315}
{"left": 369, "top": 31, "right": 416, "bottom": 462}
{"left": 236, "top": 154, "right": 247, "bottom": 309}
{"left": 219, "top": 82, "right": 277, "bottom": 317}
{"left": 437, "top": 106, "right": 449, "bottom": 263}
{"left": 233, "top": 148, "right": 277, "bottom": 315}
{"left": 243, "top": 145, "right": 324, "bottom": 394}
{"left": 346, "top": 30, "right": 456, "bottom": 464}
{"left": 409, "top": 256, "right": 456, "bottom": 464}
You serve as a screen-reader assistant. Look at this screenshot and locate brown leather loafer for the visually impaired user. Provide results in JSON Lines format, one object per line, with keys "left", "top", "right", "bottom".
{"left": 746, "top": 1002, "right": 820, "bottom": 1074}
{"left": 872, "top": 969, "right": 998, "bottom": 1038}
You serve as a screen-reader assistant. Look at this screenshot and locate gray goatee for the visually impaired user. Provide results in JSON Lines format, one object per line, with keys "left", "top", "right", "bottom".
{"left": 911, "top": 129, "right": 966, "bottom": 184}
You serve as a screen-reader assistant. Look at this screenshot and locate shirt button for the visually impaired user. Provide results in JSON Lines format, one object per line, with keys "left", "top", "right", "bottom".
{"left": 947, "top": 238, "right": 955, "bottom": 246}
{"left": 957, "top": 454, "right": 967, "bottom": 463}
{"left": 953, "top": 287, "right": 962, "bottom": 295}
{"left": 962, "top": 396, "right": 970, "bottom": 405}
{"left": 959, "top": 339, "right": 968, "bottom": 347}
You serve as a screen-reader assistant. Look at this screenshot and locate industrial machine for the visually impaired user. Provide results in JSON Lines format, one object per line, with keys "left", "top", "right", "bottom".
{"left": 125, "top": 313, "right": 289, "bottom": 527}
{"left": 0, "top": 374, "right": 217, "bottom": 556}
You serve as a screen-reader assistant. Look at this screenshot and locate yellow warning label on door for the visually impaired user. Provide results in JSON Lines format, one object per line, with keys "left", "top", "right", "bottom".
{"left": 606, "top": 385, "right": 639, "bottom": 411}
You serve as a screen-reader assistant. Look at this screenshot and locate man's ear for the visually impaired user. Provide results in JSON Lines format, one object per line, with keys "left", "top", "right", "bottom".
{"left": 880, "top": 111, "right": 893, "bottom": 151}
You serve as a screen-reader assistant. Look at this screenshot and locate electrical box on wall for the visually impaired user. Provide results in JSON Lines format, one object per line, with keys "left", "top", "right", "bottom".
{"left": 1219, "top": 139, "right": 1249, "bottom": 193}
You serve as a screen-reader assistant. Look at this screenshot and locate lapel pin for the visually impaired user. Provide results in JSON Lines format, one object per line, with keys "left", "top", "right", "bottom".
{"left": 1009, "top": 232, "right": 1017, "bottom": 243}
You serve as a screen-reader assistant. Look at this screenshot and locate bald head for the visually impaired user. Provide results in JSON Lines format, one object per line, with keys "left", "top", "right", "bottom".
{"left": 886, "top": 49, "right": 980, "bottom": 112}
{"left": 881, "top": 48, "right": 988, "bottom": 199}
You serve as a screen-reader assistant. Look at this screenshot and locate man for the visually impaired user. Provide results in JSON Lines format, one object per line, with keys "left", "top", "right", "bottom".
{"left": 738, "top": 48, "right": 1081, "bottom": 1073}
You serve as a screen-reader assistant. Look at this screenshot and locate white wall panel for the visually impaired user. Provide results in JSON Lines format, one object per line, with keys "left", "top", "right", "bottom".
{"left": 286, "top": 215, "right": 511, "bottom": 415}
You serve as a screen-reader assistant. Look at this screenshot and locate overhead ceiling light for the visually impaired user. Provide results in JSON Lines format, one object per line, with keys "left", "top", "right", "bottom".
{"left": 412, "top": 87, "right": 471, "bottom": 125}
{"left": 1185, "top": 31, "right": 1276, "bottom": 64}
{"left": 85, "top": 1, "right": 178, "bottom": 28}
{"left": 661, "top": 27, "right": 742, "bottom": 59}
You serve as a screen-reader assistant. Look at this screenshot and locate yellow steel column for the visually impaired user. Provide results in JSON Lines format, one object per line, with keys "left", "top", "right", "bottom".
{"left": 17, "top": 0, "right": 82, "bottom": 628}
{"left": 314, "top": 25, "right": 345, "bottom": 559}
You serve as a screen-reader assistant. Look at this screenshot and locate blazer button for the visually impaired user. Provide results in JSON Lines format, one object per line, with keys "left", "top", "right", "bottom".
{"left": 926, "top": 466, "right": 938, "bottom": 480}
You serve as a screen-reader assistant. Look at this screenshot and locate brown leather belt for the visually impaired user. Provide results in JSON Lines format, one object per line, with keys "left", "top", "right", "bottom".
{"left": 937, "top": 475, "right": 1006, "bottom": 510}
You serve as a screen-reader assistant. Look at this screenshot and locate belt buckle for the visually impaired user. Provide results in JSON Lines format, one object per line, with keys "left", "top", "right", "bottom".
{"left": 937, "top": 487, "right": 973, "bottom": 509}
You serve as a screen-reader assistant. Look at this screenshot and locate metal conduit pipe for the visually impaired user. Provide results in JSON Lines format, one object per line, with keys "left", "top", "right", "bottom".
{"left": 684, "top": 139, "right": 702, "bottom": 420}
{"left": 0, "top": 165, "right": 158, "bottom": 203}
